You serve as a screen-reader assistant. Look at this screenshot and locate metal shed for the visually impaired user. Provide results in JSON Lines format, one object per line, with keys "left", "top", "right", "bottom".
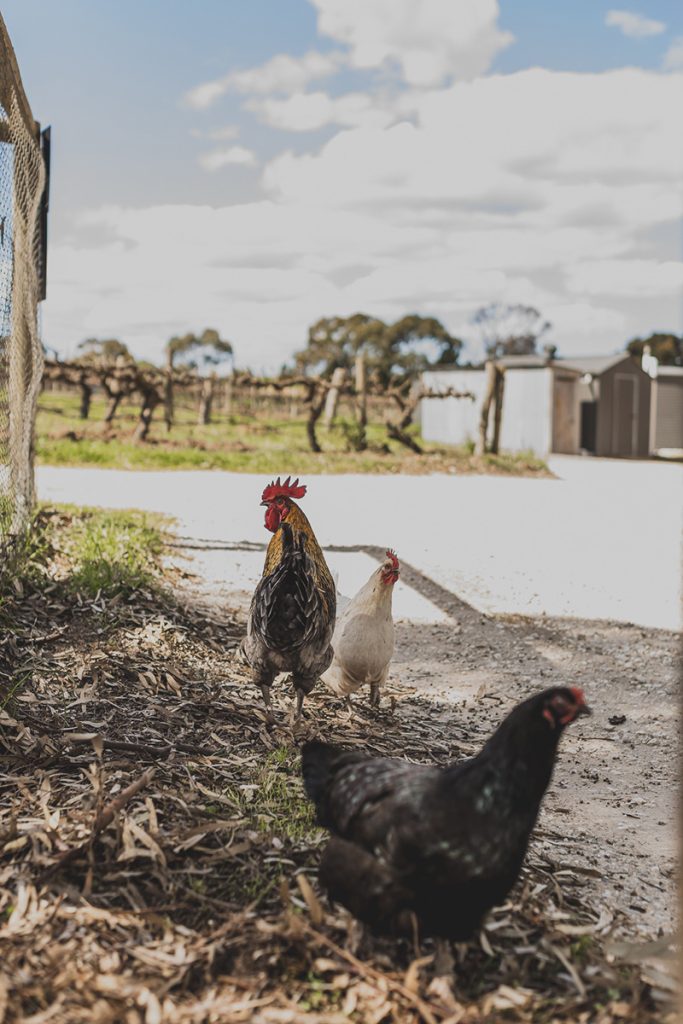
{"left": 649, "top": 366, "right": 683, "bottom": 457}
{"left": 561, "top": 354, "right": 652, "bottom": 459}
{"left": 421, "top": 353, "right": 654, "bottom": 459}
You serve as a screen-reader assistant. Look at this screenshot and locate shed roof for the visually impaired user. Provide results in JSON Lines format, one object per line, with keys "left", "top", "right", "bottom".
{"left": 553, "top": 354, "right": 632, "bottom": 375}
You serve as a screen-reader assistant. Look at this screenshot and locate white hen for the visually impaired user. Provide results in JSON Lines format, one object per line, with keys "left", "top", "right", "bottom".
{"left": 322, "top": 550, "right": 400, "bottom": 706}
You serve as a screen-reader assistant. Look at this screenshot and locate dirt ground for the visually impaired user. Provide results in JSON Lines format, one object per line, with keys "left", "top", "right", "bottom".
{"left": 189, "top": 556, "right": 679, "bottom": 945}
{"left": 1, "top": 513, "right": 679, "bottom": 1023}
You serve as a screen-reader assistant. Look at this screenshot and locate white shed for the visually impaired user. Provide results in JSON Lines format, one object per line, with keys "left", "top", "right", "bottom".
{"left": 422, "top": 363, "right": 555, "bottom": 456}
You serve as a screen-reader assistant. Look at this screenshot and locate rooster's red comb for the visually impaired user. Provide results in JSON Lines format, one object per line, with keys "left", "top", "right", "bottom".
{"left": 261, "top": 476, "right": 307, "bottom": 503}
{"left": 386, "top": 549, "right": 399, "bottom": 570}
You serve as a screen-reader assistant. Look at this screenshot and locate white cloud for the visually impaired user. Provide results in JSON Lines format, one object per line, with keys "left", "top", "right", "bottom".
{"left": 183, "top": 50, "right": 345, "bottom": 110}
{"left": 605, "top": 10, "right": 665, "bottom": 38}
{"left": 247, "top": 90, "right": 395, "bottom": 132}
{"left": 198, "top": 146, "right": 257, "bottom": 171}
{"left": 566, "top": 259, "right": 683, "bottom": 298}
{"left": 663, "top": 36, "right": 683, "bottom": 70}
{"left": 46, "top": 68, "right": 683, "bottom": 368}
{"left": 311, "top": 0, "right": 513, "bottom": 85}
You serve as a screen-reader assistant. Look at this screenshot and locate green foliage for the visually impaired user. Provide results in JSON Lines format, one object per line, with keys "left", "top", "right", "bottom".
{"left": 626, "top": 332, "right": 682, "bottom": 366}
{"left": 294, "top": 312, "right": 463, "bottom": 384}
{"left": 166, "top": 328, "right": 233, "bottom": 370}
{"left": 77, "top": 337, "right": 133, "bottom": 364}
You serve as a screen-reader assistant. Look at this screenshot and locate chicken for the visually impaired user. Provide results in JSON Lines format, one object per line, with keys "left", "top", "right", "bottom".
{"left": 240, "top": 476, "right": 336, "bottom": 718}
{"left": 302, "top": 687, "right": 590, "bottom": 958}
{"left": 322, "top": 550, "right": 399, "bottom": 708}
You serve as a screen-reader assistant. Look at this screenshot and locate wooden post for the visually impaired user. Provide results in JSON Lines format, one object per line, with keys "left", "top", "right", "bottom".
{"left": 197, "top": 374, "right": 215, "bottom": 425}
{"left": 491, "top": 367, "right": 505, "bottom": 454}
{"left": 323, "top": 366, "right": 346, "bottom": 429}
{"left": 354, "top": 352, "right": 367, "bottom": 451}
{"left": 475, "top": 360, "right": 497, "bottom": 456}
{"left": 78, "top": 376, "right": 92, "bottom": 419}
{"left": 163, "top": 349, "right": 174, "bottom": 431}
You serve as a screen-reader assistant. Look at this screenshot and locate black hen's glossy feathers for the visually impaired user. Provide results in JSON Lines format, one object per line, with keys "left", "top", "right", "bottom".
{"left": 301, "top": 688, "right": 586, "bottom": 940}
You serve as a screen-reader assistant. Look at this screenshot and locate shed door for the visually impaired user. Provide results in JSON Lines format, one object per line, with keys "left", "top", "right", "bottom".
{"left": 655, "top": 379, "right": 683, "bottom": 450}
{"left": 612, "top": 374, "right": 638, "bottom": 457}
{"left": 552, "top": 375, "right": 579, "bottom": 454}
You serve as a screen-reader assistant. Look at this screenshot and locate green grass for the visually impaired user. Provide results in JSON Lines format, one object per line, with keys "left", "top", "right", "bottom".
{"left": 223, "top": 748, "right": 318, "bottom": 845}
{"left": 35, "top": 390, "right": 550, "bottom": 476}
{"left": 61, "top": 505, "right": 167, "bottom": 597}
{"left": 0, "top": 503, "right": 169, "bottom": 600}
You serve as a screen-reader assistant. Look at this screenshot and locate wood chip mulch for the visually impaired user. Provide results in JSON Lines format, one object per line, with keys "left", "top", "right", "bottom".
{"left": 0, "top": 565, "right": 678, "bottom": 1023}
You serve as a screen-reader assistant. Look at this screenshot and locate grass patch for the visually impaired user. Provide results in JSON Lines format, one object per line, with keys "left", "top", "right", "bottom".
{"left": 60, "top": 505, "right": 167, "bottom": 598}
{"left": 224, "top": 747, "right": 318, "bottom": 845}
{"left": 36, "top": 390, "right": 550, "bottom": 476}
{"left": 0, "top": 503, "right": 169, "bottom": 601}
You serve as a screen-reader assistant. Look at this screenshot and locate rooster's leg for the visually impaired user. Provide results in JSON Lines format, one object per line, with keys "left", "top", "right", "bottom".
{"left": 369, "top": 682, "right": 380, "bottom": 708}
{"left": 433, "top": 937, "right": 455, "bottom": 977}
{"left": 294, "top": 688, "right": 305, "bottom": 719}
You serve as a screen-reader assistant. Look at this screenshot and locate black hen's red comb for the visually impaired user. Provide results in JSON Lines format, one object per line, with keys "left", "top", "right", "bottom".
{"left": 261, "top": 476, "right": 307, "bottom": 503}
{"left": 386, "top": 549, "right": 399, "bottom": 570}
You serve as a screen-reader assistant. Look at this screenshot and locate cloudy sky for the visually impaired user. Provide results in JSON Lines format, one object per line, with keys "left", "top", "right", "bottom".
{"left": 4, "top": 0, "right": 683, "bottom": 368}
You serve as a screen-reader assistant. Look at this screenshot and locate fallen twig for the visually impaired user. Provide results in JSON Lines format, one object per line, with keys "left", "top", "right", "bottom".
{"left": 39, "top": 768, "right": 156, "bottom": 881}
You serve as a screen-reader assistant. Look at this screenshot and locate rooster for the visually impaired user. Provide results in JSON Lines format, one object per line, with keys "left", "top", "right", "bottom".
{"left": 322, "top": 550, "right": 399, "bottom": 708}
{"left": 240, "top": 476, "right": 336, "bottom": 718}
{"left": 302, "top": 687, "right": 590, "bottom": 970}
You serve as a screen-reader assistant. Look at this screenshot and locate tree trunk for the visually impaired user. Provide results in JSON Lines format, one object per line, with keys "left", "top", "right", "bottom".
{"left": 222, "top": 377, "right": 233, "bottom": 414}
{"left": 78, "top": 380, "right": 92, "bottom": 420}
{"left": 491, "top": 367, "right": 505, "bottom": 455}
{"left": 323, "top": 366, "right": 347, "bottom": 429}
{"left": 133, "top": 389, "right": 158, "bottom": 442}
{"left": 197, "top": 376, "right": 214, "bottom": 425}
{"left": 354, "top": 353, "right": 368, "bottom": 451}
{"left": 305, "top": 385, "right": 325, "bottom": 453}
{"left": 163, "top": 351, "right": 174, "bottom": 432}
{"left": 103, "top": 391, "right": 122, "bottom": 425}
{"left": 386, "top": 420, "right": 423, "bottom": 453}
{"left": 475, "top": 360, "right": 497, "bottom": 456}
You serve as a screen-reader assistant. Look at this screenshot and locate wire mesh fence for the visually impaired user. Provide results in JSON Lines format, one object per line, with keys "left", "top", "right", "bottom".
{"left": 0, "top": 13, "right": 46, "bottom": 552}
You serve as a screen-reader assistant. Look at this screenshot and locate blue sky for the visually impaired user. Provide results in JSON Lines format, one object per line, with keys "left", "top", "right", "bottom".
{"left": 3, "top": 0, "right": 682, "bottom": 368}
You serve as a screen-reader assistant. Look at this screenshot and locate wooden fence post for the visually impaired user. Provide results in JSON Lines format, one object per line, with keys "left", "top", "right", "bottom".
{"left": 354, "top": 353, "right": 367, "bottom": 450}
{"left": 476, "top": 360, "right": 497, "bottom": 456}
{"left": 491, "top": 366, "right": 505, "bottom": 454}
{"left": 323, "top": 366, "right": 347, "bottom": 430}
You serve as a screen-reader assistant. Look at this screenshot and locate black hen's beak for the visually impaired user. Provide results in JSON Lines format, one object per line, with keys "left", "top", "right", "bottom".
{"left": 575, "top": 703, "right": 592, "bottom": 717}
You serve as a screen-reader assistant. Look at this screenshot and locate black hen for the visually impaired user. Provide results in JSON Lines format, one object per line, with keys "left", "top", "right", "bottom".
{"left": 302, "top": 687, "right": 589, "bottom": 941}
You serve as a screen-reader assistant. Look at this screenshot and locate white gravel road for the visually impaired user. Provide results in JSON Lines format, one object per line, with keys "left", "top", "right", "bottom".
{"left": 36, "top": 456, "right": 682, "bottom": 630}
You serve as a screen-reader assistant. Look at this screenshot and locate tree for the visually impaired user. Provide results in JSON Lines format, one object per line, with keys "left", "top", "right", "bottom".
{"left": 77, "top": 338, "right": 133, "bottom": 364}
{"left": 164, "top": 328, "right": 234, "bottom": 428}
{"left": 294, "top": 313, "right": 463, "bottom": 386}
{"left": 626, "top": 332, "right": 682, "bottom": 367}
{"left": 71, "top": 338, "right": 133, "bottom": 419}
{"left": 471, "top": 304, "right": 551, "bottom": 360}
